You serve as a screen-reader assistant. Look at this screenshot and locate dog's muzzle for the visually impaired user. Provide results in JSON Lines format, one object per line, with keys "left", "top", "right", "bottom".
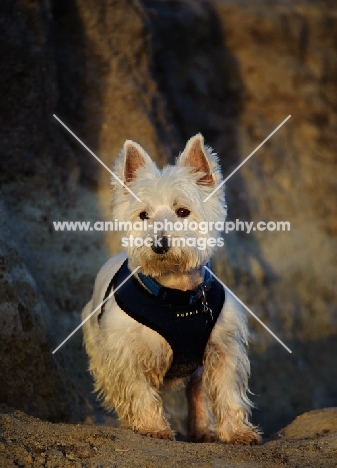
{"left": 151, "top": 236, "right": 170, "bottom": 255}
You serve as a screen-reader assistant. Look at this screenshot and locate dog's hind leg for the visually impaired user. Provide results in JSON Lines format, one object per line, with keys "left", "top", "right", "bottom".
{"left": 186, "top": 368, "right": 214, "bottom": 442}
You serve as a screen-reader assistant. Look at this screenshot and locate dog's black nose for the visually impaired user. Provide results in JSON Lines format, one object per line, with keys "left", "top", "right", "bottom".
{"left": 151, "top": 236, "right": 170, "bottom": 254}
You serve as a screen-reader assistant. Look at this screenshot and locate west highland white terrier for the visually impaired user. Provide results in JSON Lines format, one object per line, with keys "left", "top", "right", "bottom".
{"left": 82, "top": 134, "right": 260, "bottom": 444}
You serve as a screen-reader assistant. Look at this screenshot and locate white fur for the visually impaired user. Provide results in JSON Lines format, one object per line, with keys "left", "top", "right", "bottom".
{"left": 82, "top": 135, "right": 260, "bottom": 443}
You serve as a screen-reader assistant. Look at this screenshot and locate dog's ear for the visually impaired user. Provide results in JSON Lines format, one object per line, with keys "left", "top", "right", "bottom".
{"left": 123, "top": 140, "right": 152, "bottom": 183}
{"left": 178, "top": 134, "right": 214, "bottom": 186}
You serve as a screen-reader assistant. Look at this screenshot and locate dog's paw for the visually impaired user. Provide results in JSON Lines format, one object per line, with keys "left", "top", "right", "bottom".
{"left": 143, "top": 429, "right": 175, "bottom": 441}
{"left": 187, "top": 432, "right": 215, "bottom": 443}
{"left": 230, "top": 429, "right": 261, "bottom": 446}
{"left": 218, "top": 428, "right": 261, "bottom": 446}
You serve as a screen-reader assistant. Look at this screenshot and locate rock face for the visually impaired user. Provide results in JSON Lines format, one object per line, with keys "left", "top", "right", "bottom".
{"left": 0, "top": 0, "right": 336, "bottom": 438}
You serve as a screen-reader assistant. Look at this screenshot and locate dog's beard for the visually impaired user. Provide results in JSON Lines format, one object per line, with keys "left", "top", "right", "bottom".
{"left": 127, "top": 245, "right": 209, "bottom": 277}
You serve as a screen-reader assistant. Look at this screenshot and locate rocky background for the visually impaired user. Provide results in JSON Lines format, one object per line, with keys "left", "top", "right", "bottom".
{"left": 1, "top": 0, "right": 336, "bottom": 454}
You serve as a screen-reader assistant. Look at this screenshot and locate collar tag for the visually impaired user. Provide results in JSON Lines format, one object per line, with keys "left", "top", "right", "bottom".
{"left": 201, "top": 287, "right": 213, "bottom": 323}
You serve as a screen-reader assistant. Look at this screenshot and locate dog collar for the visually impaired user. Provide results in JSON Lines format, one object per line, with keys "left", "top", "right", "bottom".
{"left": 137, "top": 263, "right": 212, "bottom": 306}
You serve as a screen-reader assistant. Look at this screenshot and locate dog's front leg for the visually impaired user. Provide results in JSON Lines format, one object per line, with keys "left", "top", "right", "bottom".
{"left": 108, "top": 341, "right": 175, "bottom": 440}
{"left": 203, "top": 342, "right": 261, "bottom": 445}
{"left": 118, "top": 377, "right": 174, "bottom": 440}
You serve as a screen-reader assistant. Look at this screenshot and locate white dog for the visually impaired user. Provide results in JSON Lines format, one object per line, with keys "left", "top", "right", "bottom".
{"left": 82, "top": 134, "right": 260, "bottom": 444}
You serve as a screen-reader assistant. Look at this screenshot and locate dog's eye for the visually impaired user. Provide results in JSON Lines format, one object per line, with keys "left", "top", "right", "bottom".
{"left": 176, "top": 208, "right": 190, "bottom": 218}
{"left": 139, "top": 211, "right": 149, "bottom": 220}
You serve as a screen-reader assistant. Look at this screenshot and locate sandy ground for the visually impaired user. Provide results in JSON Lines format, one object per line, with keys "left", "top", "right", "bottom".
{"left": 1, "top": 405, "right": 336, "bottom": 468}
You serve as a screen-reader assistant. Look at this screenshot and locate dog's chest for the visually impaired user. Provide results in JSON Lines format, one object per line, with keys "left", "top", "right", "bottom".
{"left": 99, "top": 260, "right": 225, "bottom": 379}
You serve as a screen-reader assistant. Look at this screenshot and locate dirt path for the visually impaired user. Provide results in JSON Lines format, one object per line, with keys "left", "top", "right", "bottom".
{"left": 1, "top": 405, "right": 336, "bottom": 468}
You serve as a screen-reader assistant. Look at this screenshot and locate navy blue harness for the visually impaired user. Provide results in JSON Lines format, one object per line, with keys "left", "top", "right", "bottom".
{"left": 98, "top": 260, "right": 225, "bottom": 379}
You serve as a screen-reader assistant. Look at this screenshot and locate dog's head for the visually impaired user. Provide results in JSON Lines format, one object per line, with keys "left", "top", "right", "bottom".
{"left": 111, "top": 134, "right": 227, "bottom": 276}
